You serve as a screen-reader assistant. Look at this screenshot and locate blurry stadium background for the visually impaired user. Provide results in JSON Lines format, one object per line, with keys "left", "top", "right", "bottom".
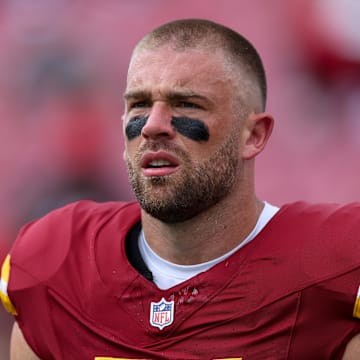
{"left": 1, "top": 0, "right": 360, "bottom": 357}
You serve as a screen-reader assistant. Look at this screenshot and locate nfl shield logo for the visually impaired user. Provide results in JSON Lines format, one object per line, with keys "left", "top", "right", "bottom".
{"left": 150, "top": 297, "right": 175, "bottom": 330}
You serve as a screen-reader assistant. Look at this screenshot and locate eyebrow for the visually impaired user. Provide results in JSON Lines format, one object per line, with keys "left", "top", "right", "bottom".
{"left": 123, "top": 90, "right": 151, "bottom": 101}
{"left": 123, "top": 89, "right": 211, "bottom": 104}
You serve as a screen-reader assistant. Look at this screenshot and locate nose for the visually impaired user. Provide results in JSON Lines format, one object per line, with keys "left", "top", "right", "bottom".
{"left": 141, "top": 102, "right": 176, "bottom": 140}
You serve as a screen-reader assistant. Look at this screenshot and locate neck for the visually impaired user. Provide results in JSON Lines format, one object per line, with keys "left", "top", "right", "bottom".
{"left": 141, "top": 189, "right": 264, "bottom": 265}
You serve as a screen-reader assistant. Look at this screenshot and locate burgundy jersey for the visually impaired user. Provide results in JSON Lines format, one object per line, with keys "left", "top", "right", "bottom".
{"left": 1, "top": 200, "right": 360, "bottom": 359}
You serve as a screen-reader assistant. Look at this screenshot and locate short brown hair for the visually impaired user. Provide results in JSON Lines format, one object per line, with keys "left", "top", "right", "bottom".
{"left": 134, "top": 18, "right": 267, "bottom": 111}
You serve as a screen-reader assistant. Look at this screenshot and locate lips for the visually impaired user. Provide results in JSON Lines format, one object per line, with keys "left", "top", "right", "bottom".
{"left": 141, "top": 151, "right": 180, "bottom": 177}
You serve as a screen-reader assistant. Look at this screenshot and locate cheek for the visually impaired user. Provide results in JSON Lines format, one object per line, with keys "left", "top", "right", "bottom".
{"left": 123, "top": 140, "right": 134, "bottom": 162}
{"left": 206, "top": 123, "right": 240, "bottom": 156}
{"left": 123, "top": 140, "right": 138, "bottom": 163}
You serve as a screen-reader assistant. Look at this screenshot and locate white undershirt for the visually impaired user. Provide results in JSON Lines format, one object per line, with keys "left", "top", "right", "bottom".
{"left": 138, "top": 202, "right": 279, "bottom": 290}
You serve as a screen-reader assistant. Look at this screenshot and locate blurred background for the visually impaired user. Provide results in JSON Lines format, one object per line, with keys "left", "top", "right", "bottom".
{"left": 1, "top": 0, "right": 360, "bottom": 357}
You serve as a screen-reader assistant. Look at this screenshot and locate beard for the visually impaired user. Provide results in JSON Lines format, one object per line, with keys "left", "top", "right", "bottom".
{"left": 126, "top": 133, "right": 239, "bottom": 223}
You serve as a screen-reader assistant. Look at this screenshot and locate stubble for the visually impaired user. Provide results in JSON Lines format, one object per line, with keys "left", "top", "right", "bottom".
{"left": 126, "top": 132, "right": 239, "bottom": 223}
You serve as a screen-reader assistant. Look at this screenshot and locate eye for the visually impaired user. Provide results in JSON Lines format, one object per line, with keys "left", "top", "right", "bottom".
{"left": 131, "top": 101, "right": 149, "bottom": 109}
{"left": 177, "top": 101, "right": 201, "bottom": 109}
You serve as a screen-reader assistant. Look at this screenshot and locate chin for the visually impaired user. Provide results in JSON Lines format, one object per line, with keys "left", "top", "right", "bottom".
{"left": 144, "top": 208, "right": 195, "bottom": 223}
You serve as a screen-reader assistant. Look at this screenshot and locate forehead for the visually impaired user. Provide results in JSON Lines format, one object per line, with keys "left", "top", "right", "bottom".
{"left": 126, "top": 46, "right": 233, "bottom": 94}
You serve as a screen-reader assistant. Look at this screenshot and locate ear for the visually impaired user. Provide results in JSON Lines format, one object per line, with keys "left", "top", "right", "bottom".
{"left": 242, "top": 112, "right": 274, "bottom": 160}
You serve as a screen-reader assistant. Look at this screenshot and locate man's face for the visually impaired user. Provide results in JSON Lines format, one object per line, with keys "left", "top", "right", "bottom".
{"left": 123, "top": 46, "right": 244, "bottom": 223}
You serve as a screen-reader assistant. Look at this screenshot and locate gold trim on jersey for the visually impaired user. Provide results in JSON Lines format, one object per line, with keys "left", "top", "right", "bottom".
{"left": 353, "top": 285, "right": 360, "bottom": 319}
{"left": 0, "top": 254, "right": 17, "bottom": 315}
{"left": 95, "top": 356, "right": 242, "bottom": 360}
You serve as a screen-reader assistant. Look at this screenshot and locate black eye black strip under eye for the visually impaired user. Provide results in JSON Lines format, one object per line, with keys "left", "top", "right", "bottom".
{"left": 125, "top": 115, "right": 210, "bottom": 142}
{"left": 171, "top": 117, "right": 209, "bottom": 142}
{"left": 125, "top": 116, "right": 148, "bottom": 140}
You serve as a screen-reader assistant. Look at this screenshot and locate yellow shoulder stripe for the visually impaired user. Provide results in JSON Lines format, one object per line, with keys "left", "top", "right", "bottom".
{"left": 353, "top": 285, "right": 360, "bottom": 319}
{"left": 0, "top": 254, "right": 17, "bottom": 315}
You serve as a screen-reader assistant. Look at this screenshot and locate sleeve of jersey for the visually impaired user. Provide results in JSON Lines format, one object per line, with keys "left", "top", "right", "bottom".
{"left": 0, "top": 200, "right": 102, "bottom": 318}
{"left": 0, "top": 201, "right": 106, "bottom": 358}
{"left": 2, "top": 209, "right": 73, "bottom": 303}
{"left": 320, "top": 203, "right": 360, "bottom": 321}
{"left": 0, "top": 200, "right": 125, "bottom": 317}
{"left": 310, "top": 202, "right": 360, "bottom": 322}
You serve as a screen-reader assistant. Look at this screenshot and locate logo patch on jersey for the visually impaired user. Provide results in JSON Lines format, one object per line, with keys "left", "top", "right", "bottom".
{"left": 149, "top": 297, "right": 174, "bottom": 330}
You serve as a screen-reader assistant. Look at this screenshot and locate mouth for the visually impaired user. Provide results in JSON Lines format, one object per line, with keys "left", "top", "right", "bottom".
{"left": 141, "top": 151, "right": 180, "bottom": 177}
